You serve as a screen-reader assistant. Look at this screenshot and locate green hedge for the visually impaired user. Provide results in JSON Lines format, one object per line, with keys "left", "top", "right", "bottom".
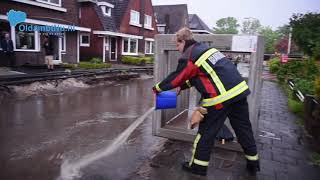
{"left": 61, "top": 57, "right": 111, "bottom": 69}
{"left": 268, "top": 58, "right": 281, "bottom": 74}
{"left": 79, "top": 62, "right": 111, "bottom": 69}
{"left": 288, "top": 98, "right": 304, "bottom": 115}
{"left": 121, "top": 56, "right": 154, "bottom": 65}
{"left": 269, "top": 58, "right": 320, "bottom": 96}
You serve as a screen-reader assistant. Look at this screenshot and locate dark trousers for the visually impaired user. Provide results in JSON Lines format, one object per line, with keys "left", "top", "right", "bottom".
{"left": 190, "top": 98, "right": 258, "bottom": 169}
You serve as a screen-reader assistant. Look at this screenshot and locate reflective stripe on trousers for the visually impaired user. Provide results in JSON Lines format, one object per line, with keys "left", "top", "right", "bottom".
{"left": 245, "top": 154, "right": 259, "bottom": 161}
{"left": 189, "top": 134, "right": 209, "bottom": 167}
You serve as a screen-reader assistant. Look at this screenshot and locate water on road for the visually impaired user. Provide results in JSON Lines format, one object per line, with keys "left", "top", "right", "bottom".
{"left": 0, "top": 78, "right": 165, "bottom": 180}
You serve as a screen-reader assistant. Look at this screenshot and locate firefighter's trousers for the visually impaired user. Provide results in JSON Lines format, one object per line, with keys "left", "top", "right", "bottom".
{"left": 189, "top": 98, "right": 258, "bottom": 169}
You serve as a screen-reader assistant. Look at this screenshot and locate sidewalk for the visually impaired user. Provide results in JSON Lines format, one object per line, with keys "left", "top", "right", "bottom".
{"left": 131, "top": 81, "right": 320, "bottom": 180}
{"left": 0, "top": 67, "right": 25, "bottom": 76}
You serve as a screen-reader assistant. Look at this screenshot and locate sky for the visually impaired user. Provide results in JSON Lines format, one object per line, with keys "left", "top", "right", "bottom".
{"left": 151, "top": 0, "right": 320, "bottom": 30}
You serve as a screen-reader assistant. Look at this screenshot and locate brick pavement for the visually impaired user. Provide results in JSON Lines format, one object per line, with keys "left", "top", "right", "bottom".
{"left": 131, "top": 80, "right": 320, "bottom": 180}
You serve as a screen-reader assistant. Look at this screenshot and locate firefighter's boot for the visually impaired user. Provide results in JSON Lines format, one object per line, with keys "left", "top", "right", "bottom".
{"left": 182, "top": 162, "right": 207, "bottom": 176}
{"left": 246, "top": 159, "right": 260, "bottom": 176}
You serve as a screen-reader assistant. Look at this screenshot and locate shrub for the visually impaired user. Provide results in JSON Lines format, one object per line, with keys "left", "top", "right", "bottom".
{"left": 79, "top": 62, "right": 111, "bottom": 69}
{"left": 316, "top": 76, "right": 320, "bottom": 100}
{"left": 276, "top": 66, "right": 287, "bottom": 82}
{"left": 121, "top": 56, "right": 154, "bottom": 65}
{"left": 268, "top": 58, "right": 281, "bottom": 73}
{"left": 89, "top": 57, "right": 103, "bottom": 64}
{"left": 294, "top": 78, "right": 316, "bottom": 95}
{"left": 288, "top": 98, "right": 303, "bottom": 115}
{"left": 303, "top": 60, "right": 320, "bottom": 80}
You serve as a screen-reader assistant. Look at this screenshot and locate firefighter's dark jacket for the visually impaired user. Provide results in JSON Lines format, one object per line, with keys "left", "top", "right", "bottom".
{"left": 153, "top": 41, "right": 250, "bottom": 109}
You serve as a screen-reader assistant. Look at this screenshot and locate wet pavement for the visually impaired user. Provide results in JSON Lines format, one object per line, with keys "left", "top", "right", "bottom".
{"left": 0, "top": 78, "right": 166, "bottom": 180}
{"left": 130, "top": 80, "right": 320, "bottom": 180}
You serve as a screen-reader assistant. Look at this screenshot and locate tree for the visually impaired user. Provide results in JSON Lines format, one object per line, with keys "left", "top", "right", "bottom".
{"left": 213, "top": 17, "right": 239, "bottom": 34}
{"left": 241, "top": 18, "right": 261, "bottom": 35}
{"left": 258, "top": 26, "right": 280, "bottom": 53}
{"left": 276, "top": 25, "right": 290, "bottom": 38}
{"left": 290, "top": 13, "right": 320, "bottom": 59}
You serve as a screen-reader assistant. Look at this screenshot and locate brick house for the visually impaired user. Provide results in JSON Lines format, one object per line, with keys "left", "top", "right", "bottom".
{"left": 189, "top": 14, "right": 213, "bottom": 34}
{"left": 153, "top": 4, "right": 189, "bottom": 34}
{"left": 78, "top": 0, "right": 158, "bottom": 62}
{"left": 0, "top": 0, "right": 91, "bottom": 66}
{"left": 153, "top": 4, "right": 213, "bottom": 35}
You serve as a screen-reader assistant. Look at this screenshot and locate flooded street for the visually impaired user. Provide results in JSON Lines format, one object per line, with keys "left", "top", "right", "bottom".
{"left": 0, "top": 78, "right": 165, "bottom": 180}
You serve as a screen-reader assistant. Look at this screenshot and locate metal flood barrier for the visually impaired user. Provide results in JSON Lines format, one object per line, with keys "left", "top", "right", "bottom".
{"left": 153, "top": 34, "right": 264, "bottom": 151}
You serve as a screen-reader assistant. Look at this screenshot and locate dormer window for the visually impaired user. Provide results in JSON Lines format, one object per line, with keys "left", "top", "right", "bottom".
{"left": 97, "top": 1, "right": 114, "bottom": 17}
{"left": 101, "top": 6, "right": 111, "bottom": 16}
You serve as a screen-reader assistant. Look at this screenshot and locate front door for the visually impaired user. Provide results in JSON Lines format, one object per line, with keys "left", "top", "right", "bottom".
{"left": 110, "top": 37, "right": 117, "bottom": 61}
{"left": 48, "top": 35, "right": 61, "bottom": 64}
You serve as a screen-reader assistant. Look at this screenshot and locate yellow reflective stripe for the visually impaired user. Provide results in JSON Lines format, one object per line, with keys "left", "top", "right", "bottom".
{"left": 245, "top": 154, "right": 259, "bottom": 161}
{"left": 189, "top": 134, "right": 201, "bottom": 167}
{"left": 202, "top": 62, "right": 226, "bottom": 94}
{"left": 155, "top": 83, "right": 162, "bottom": 92}
{"left": 193, "top": 159, "right": 209, "bottom": 166}
{"left": 195, "top": 48, "right": 218, "bottom": 67}
{"left": 186, "top": 80, "right": 192, "bottom": 87}
{"left": 202, "top": 81, "right": 248, "bottom": 106}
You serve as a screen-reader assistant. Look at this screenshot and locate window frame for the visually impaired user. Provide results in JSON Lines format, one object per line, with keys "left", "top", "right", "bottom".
{"left": 12, "top": 24, "right": 40, "bottom": 52}
{"left": 80, "top": 33, "right": 90, "bottom": 47}
{"left": 122, "top": 38, "right": 138, "bottom": 55}
{"left": 101, "top": 5, "right": 112, "bottom": 16}
{"left": 60, "top": 32, "right": 66, "bottom": 52}
{"left": 130, "top": 10, "right": 141, "bottom": 27}
{"left": 144, "top": 14, "right": 152, "bottom": 28}
{"left": 145, "top": 40, "right": 154, "bottom": 55}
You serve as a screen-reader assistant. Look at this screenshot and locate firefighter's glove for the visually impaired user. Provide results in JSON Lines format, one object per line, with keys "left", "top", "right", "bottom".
{"left": 152, "top": 86, "right": 159, "bottom": 94}
{"left": 190, "top": 107, "right": 207, "bottom": 129}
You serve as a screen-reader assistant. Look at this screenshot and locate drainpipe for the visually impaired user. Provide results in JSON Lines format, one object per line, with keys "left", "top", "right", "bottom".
{"left": 140, "top": 0, "right": 145, "bottom": 55}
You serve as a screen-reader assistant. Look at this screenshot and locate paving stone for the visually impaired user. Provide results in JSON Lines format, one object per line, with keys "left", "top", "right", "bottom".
{"left": 284, "top": 149, "right": 308, "bottom": 160}
{"left": 259, "top": 150, "right": 272, "bottom": 160}
{"left": 272, "top": 153, "right": 297, "bottom": 165}
{"left": 272, "top": 140, "right": 293, "bottom": 149}
{"left": 275, "top": 172, "right": 289, "bottom": 180}
{"left": 213, "top": 148, "right": 237, "bottom": 161}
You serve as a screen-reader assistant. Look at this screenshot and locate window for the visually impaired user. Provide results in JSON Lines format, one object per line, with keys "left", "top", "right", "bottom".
{"left": 144, "top": 15, "right": 152, "bottom": 28}
{"left": 145, "top": 40, "right": 154, "bottom": 54}
{"left": 37, "top": 0, "right": 61, "bottom": 7}
{"left": 122, "top": 38, "right": 138, "bottom": 55}
{"left": 14, "top": 25, "right": 39, "bottom": 51}
{"left": 60, "top": 32, "right": 66, "bottom": 52}
{"left": 130, "top": 10, "right": 141, "bottom": 27}
{"left": 101, "top": 5, "right": 111, "bottom": 16}
{"left": 80, "top": 34, "right": 90, "bottom": 47}
{"left": 157, "top": 24, "right": 166, "bottom": 34}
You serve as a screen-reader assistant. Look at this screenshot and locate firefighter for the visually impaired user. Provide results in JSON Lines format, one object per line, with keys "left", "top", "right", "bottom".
{"left": 152, "top": 27, "right": 260, "bottom": 176}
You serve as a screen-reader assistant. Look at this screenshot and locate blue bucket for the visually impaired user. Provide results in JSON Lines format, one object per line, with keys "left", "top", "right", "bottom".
{"left": 156, "top": 91, "right": 177, "bottom": 110}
